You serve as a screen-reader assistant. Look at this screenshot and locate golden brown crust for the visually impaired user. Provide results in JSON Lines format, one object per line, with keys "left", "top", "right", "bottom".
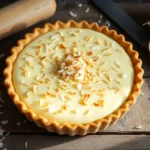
{"left": 3, "top": 20, "right": 144, "bottom": 136}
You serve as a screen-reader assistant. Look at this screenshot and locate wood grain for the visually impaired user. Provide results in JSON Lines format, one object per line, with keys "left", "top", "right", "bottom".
{"left": 1, "top": 135, "right": 150, "bottom": 150}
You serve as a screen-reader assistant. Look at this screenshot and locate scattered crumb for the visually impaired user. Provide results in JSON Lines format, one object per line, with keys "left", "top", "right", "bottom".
{"left": 3, "top": 148, "right": 7, "bottom": 150}
{"left": 105, "top": 20, "right": 111, "bottom": 27}
{"left": 1, "top": 120, "right": 9, "bottom": 125}
{"left": 23, "top": 119, "right": 27, "bottom": 123}
{"left": 141, "top": 92, "right": 144, "bottom": 96}
{"left": 0, "top": 105, "right": 2, "bottom": 107}
{"left": 68, "top": 11, "right": 77, "bottom": 18}
{"left": 85, "top": 8, "right": 90, "bottom": 13}
{"left": 0, "top": 130, "right": 3, "bottom": 136}
{"left": 25, "top": 141, "right": 28, "bottom": 148}
{"left": 143, "top": 20, "right": 150, "bottom": 27}
{"left": 78, "top": 3, "right": 82, "bottom": 7}
{"left": 133, "top": 125, "right": 143, "bottom": 129}
{"left": 0, "top": 54, "right": 6, "bottom": 59}
{"left": 0, "top": 142, "right": 3, "bottom": 148}
{"left": 98, "top": 20, "right": 101, "bottom": 24}
{"left": 16, "top": 122, "right": 21, "bottom": 126}
{"left": 100, "top": 14, "right": 103, "bottom": 19}
{"left": 0, "top": 112, "right": 3, "bottom": 115}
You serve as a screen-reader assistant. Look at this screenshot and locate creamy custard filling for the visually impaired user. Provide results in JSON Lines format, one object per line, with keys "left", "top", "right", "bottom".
{"left": 13, "top": 28, "right": 134, "bottom": 124}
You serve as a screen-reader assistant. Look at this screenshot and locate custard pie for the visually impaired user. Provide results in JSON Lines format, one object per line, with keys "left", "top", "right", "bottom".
{"left": 4, "top": 20, "right": 144, "bottom": 135}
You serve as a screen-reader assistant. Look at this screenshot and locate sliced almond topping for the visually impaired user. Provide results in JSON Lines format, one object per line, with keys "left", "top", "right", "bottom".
{"left": 55, "top": 88, "right": 59, "bottom": 92}
{"left": 26, "top": 61, "right": 31, "bottom": 66}
{"left": 45, "top": 78, "right": 51, "bottom": 83}
{"left": 93, "top": 99, "right": 105, "bottom": 107}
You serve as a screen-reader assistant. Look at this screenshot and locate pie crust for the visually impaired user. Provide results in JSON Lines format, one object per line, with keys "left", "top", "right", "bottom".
{"left": 3, "top": 20, "right": 144, "bottom": 135}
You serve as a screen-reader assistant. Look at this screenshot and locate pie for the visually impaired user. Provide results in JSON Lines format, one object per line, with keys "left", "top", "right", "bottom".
{"left": 3, "top": 20, "right": 144, "bottom": 135}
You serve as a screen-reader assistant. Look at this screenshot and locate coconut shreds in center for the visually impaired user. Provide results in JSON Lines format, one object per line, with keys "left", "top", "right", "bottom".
{"left": 58, "top": 53, "right": 93, "bottom": 82}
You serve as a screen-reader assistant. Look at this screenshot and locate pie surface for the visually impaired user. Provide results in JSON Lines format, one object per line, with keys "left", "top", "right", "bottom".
{"left": 13, "top": 28, "right": 134, "bottom": 124}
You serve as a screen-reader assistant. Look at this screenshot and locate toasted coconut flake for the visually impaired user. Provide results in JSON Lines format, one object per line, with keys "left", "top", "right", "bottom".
{"left": 26, "top": 91, "right": 32, "bottom": 97}
{"left": 85, "top": 36, "right": 92, "bottom": 41}
{"left": 76, "top": 84, "right": 82, "bottom": 90}
{"left": 71, "top": 110, "right": 79, "bottom": 114}
{"left": 59, "top": 43, "right": 66, "bottom": 49}
{"left": 84, "top": 109, "right": 90, "bottom": 115}
{"left": 120, "top": 73, "right": 127, "bottom": 78}
{"left": 98, "top": 88, "right": 107, "bottom": 93}
{"left": 93, "top": 99, "right": 105, "bottom": 107}
{"left": 32, "top": 85, "right": 36, "bottom": 94}
{"left": 95, "top": 40, "right": 101, "bottom": 45}
{"left": 24, "top": 70, "right": 28, "bottom": 77}
{"left": 93, "top": 56, "right": 99, "bottom": 62}
{"left": 99, "top": 62, "right": 106, "bottom": 66}
{"left": 115, "top": 88, "right": 120, "bottom": 93}
{"left": 60, "top": 94, "right": 65, "bottom": 102}
{"left": 115, "top": 61, "right": 121, "bottom": 68}
{"left": 77, "top": 29, "right": 83, "bottom": 33}
{"left": 53, "top": 109, "right": 63, "bottom": 114}
{"left": 80, "top": 94, "right": 90, "bottom": 105}
{"left": 115, "top": 80, "right": 121, "bottom": 84}
{"left": 104, "top": 40, "right": 109, "bottom": 46}
{"left": 63, "top": 37, "right": 69, "bottom": 42}
{"left": 87, "top": 51, "right": 93, "bottom": 56}
{"left": 102, "top": 79, "right": 109, "bottom": 84}
{"left": 36, "top": 49, "right": 41, "bottom": 55}
{"left": 52, "top": 52, "right": 59, "bottom": 59}
{"left": 68, "top": 91, "right": 76, "bottom": 95}
{"left": 26, "top": 61, "right": 31, "bottom": 66}
{"left": 62, "top": 104, "right": 68, "bottom": 110}
{"left": 27, "top": 52, "right": 35, "bottom": 57}
{"left": 105, "top": 73, "right": 112, "bottom": 81}
{"left": 41, "top": 56, "right": 46, "bottom": 60}
{"left": 32, "top": 45, "right": 41, "bottom": 49}
{"left": 55, "top": 88, "right": 59, "bottom": 92}
{"left": 105, "top": 53, "right": 112, "bottom": 56}
{"left": 92, "top": 46, "right": 99, "bottom": 50}
{"left": 112, "top": 67, "right": 119, "bottom": 72}
{"left": 47, "top": 92, "right": 56, "bottom": 97}
{"left": 64, "top": 95, "right": 70, "bottom": 101}
{"left": 20, "top": 81, "right": 30, "bottom": 87}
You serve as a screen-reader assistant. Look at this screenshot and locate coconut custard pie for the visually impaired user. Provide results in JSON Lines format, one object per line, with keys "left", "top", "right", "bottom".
{"left": 4, "top": 20, "right": 143, "bottom": 135}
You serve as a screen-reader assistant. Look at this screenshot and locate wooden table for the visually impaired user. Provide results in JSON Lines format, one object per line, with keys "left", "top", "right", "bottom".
{"left": 0, "top": 1, "right": 150, "bottom": 150}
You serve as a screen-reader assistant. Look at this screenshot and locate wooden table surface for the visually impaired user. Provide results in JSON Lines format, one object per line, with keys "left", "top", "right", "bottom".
{"left": 0, "top": 1, "right": 150, "bottom": 150}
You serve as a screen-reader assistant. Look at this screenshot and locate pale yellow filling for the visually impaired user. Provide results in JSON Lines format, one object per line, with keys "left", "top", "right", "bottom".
{"left": 13, "top": 28, "right": 134, "bottom": 124}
